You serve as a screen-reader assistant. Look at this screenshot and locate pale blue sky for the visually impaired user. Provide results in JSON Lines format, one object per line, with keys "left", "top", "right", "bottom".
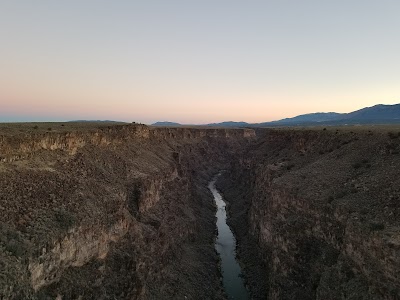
{"left": 1, "top": 1, "right": 399, "bottom": 123}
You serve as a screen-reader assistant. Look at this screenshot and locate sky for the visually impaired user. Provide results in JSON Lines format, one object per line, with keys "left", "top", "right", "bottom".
{"left": 1, "top": 1, "right": 400, "bottom": 124}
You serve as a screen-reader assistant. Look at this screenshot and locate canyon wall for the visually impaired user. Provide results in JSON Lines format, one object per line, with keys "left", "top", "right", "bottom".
{"left": 0, "top": 124, "right": 254, "bottom": 299}
{"left": 218, "top": 128, "right": 400, "bottom": 299}
{"left": 1, "top": 123, "right": 399, "bottom": 299}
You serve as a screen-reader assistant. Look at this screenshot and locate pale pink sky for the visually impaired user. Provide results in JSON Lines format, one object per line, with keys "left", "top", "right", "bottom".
{"left": 1, "top": 1, "right": 399, "bottom": 123}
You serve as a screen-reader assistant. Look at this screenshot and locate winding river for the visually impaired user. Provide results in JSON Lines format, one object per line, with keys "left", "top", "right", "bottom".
{"left": 208, "top": 175, "right": 249, "bottom": 300}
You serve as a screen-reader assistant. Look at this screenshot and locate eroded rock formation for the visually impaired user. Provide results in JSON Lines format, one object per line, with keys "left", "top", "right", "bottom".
{"left": 218, "top": 128, "right": 400, "bottom": 299}
{"left": 1, "top": 124, "right": 399, "bottom": 299}
{"left": 0, "top": 124, "right": 254, "bottom": 299}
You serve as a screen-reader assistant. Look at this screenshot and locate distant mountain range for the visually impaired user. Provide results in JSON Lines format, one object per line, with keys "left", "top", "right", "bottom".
{"left": 151, "top": 121, "right": 181, "bottom": 126}
{"left": 68, "top": 120, "right": 125, "bottom": 123}
{"left": 152, "top": 104, "right": 400, "bottom": 127}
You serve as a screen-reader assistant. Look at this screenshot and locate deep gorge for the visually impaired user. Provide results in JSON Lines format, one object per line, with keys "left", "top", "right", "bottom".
{"left": 0, "top": 124, "right": 399, "bottom": 299}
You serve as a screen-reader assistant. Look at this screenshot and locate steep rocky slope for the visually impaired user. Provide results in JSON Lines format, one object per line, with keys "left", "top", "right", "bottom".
{"left": 218, "top": 128, "right": 400, "bottom": 299}
{"left": 1, "top": 123, "right": 399, "bottom": 300}
{"left": 0, "top": 124, "right": 255, "bottom": 299}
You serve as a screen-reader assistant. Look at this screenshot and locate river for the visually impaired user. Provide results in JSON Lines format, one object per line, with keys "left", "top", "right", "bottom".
{"left": 208, "top": 174, "right": 249, "bottom": 300}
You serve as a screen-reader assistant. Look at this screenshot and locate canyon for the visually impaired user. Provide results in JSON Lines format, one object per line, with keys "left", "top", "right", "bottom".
{"left": 0, "top": 123, "right": 399, "bottom": 299}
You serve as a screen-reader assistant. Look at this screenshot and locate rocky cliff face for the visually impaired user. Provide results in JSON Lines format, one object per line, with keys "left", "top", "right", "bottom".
{"left": 218, "top": 128, "right": 400, "bottom": 299}
{"left": 0, "top": 124, "right": 255, "bottom": 299}
{"left": 1, "top": 124, "right": 399, "bottom": 299}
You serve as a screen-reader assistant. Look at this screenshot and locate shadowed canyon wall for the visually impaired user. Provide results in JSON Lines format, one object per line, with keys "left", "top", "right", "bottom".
{"left": 0, "top": 124, "right": 254, "bottom": 299}
{"left": 1, "top": 124, "right": 399, "bottom": 299}
{"left": 218, "top": 128, "right": 400, "bottom": 299}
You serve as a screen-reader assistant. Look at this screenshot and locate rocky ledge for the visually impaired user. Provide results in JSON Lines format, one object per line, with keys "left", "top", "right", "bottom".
{"left": 218, "top": 127, "right": 400, "bottom": 299}
{"left": 1, "top": 124, "right": 399, "bottom": 299}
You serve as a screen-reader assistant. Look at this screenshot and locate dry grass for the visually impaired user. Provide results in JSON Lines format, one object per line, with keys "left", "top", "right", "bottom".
{"left": 0, "top": 121, "right": 128, "bottom": 137}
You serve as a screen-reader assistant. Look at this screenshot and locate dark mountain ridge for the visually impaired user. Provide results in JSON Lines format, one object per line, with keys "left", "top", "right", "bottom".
{"left": 151, "top": 121, "right": 181, "bottom": 126}
{"left": 152, "top": 103, "right": 400, "bottom": 127}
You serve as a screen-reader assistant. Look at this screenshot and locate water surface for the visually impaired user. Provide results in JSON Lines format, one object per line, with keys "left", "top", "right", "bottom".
{"left": 208, "top": 175, "right": 249, "bottom": 300}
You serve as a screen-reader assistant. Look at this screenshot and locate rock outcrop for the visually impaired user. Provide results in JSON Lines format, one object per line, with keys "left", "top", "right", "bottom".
{"left": 0, "top": 124, "right": 254, "bottom": 299}
{"left": 1, "top": 123, "right": 399, "bottom": 299}
{"left": 218, "top": 128, "right": 400, "bottom": 299}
